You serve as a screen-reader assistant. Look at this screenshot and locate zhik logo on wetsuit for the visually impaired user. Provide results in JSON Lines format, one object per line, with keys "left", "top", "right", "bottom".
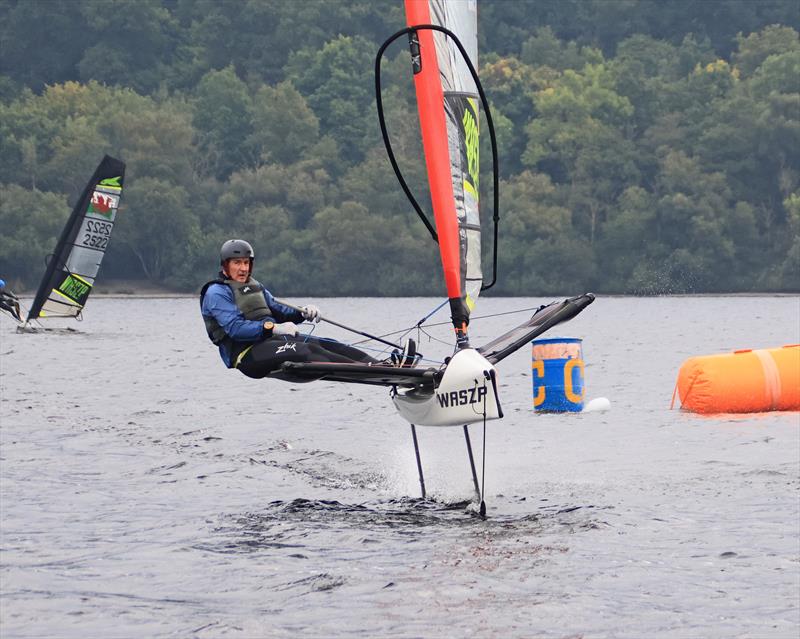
{"left": 241, "top": 286, "right": 252, "bottom": 293}
{"left": 436, "top": 386, "right": 487, "bottom": 408}
{"left": 276, "top": 342, "right": 297, "bottom": 354}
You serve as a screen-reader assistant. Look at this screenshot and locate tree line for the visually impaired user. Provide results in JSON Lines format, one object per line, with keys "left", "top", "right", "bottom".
{"left": 0, "top": 0, "right": 797, "bottom": 295}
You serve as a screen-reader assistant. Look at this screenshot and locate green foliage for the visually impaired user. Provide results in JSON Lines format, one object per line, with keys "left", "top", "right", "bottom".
{"left": 523, "top": 62, "right": 638, "bottom": 248}
{"left": 309, "top": 201, "right": 438, "bottom": 295}
{"left": 733, "top": 25, "right": 800, "bottom": 77}
{"left": 115, "top": 177, "right": 197, "bottom": 282}
{"left": 0, "top": 185, "right": 69, "bottom": 288}
{"left": 250, "top": 82, "right": 320, "bottom": 164}
{"left": 192, "top": 66, "right": 255, "bottom": 179}
{"left": 0, "top": 0, "right": 90, "bottom": 92}
{"left": 77, "top": 0, "right": 178, "bottom": 93}
{"left": 285, "top": 35, "right": 376, "bottom": 164}
{"left": 596, "top": 186, "right": 656, "bottom": 290}
{"left": 494, "top": 171, "right": 595, "bottom": 294}
{"left": 521, "top": 27, "right": 602, "bottom": 71}
{"left": 0, "top": 2, "right": 797, "bottom": 295}
{"left": 481, "top": 56, "right": 552, "bottom": 176}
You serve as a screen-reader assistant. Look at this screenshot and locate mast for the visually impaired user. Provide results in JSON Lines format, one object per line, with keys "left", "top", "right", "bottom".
{"left": 405, "top": 0, "right": 481, "bottom": 348}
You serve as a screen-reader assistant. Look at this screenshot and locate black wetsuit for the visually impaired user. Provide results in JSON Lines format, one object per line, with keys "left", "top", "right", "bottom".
{"left": 0, "top": 289, "right": 21, "bottom": 321}
{"left": 237, "top": 335, "right": 378, "bottom": 382}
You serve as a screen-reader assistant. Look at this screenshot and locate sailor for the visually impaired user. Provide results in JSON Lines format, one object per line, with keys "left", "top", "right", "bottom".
{"left": 201, "top": 239, "right": 416, "bottom": 381}
{"left": 0, "top": 279, "right": 21, "bottom": 321}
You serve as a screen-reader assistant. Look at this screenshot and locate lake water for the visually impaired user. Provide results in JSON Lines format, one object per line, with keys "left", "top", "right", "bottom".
{"left": 1, "top": 295, "right": 799, "bottom": 638}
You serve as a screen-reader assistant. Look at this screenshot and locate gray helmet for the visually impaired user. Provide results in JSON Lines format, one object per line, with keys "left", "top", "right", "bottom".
{"left": 220, "top": 239, "right": 254, "bottom": 264}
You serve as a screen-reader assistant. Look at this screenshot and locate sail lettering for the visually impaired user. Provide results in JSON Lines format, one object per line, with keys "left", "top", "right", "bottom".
{"left": 462, "top": 105, "right": 479, "bottom": 192}
{"left": 58, "top": 275, "right": 90, "bottom": 303}
{"left": 436, "top": 385, "right": 487, "bottom": 408}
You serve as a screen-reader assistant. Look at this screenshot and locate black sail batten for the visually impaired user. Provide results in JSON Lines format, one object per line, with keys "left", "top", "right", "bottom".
{"left": 25, "top": 155, "right": 125, "bottom": 324}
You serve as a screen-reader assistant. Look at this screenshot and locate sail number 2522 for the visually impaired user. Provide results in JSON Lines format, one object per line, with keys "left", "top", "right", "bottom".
{"left": 82, "top": 220, "right": 113, "bottom": 250}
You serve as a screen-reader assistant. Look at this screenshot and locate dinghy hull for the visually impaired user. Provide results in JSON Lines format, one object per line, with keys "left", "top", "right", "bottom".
{"left": 393, "top": 348, "right": 502, "bottom": 426}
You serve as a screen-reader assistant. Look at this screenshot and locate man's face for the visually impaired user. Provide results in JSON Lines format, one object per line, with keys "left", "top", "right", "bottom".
{"left": 224, "top": 257, "right": 250, "bottom": 283}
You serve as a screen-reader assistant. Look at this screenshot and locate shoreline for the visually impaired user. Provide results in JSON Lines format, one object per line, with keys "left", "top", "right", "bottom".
{"left": 7, "top": 279, "right": 799, "bottom": 298}
{"left": 90, "top": 281, "right": 800, "bottom": 298}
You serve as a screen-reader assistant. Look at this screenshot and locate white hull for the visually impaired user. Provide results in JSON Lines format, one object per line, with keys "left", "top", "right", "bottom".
{"left": 392, "top": 348, "right": 503, "bottom": 427}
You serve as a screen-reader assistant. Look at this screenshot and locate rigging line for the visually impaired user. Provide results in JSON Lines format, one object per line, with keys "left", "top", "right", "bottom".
{"left": 416, "top": 325, "right": 453, "bottom": 348}
{"left": 300, "top": 322, "right": 317, "bottom": 343}
{"left": 274, "top": 298, "right": 403, "bottom": 351}
{"left": 477, "top": 304, "right": 544, "bottom": 318}
{"left": 381, "top": 298, "right": 447, "bottom": 348}
{"left": 416, "top": 298, "right": 449, "bottom": 327}
{"left": 303, "top": 334, "right": 444, "bottom": 366}
{"left": 480, "top": 391, "right": 487, "bottom": 518}
{"left": 348, "top": 299, "right": 472, "bottom": 346}
{"left": 351, "top": 304, "right": 546, "bottom": 346}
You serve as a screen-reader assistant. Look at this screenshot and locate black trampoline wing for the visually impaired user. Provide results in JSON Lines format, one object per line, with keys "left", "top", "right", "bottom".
{"left": 477, "top": 293, "right": 595, "bottom": 364}
{"left": 275, "top": 361, "right": 440, "bottom": 389}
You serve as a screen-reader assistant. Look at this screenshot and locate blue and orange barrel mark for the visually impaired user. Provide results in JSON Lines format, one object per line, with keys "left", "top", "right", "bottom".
{"left": 532, "top": 358, "right": 585, "bottom": 408}
{"left": 532, "top": 359, "right": 545, "bottom": 406}
{"left": 563, "top": 358, "right": 585, "bottom": 404}
{"left": 532, "top": 337, "right": 586, "bottom": 411}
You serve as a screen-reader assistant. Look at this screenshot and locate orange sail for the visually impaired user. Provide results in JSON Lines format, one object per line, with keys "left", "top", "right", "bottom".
{"left": 405, "top": 0, "right": 481, "bottom": 346}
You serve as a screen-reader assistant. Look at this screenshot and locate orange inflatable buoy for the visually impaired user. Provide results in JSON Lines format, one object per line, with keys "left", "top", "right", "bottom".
{"left": 674, "top": 344, "right": 800, "bottom": 414}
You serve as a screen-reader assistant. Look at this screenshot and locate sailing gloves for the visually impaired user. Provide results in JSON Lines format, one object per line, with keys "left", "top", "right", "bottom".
{"left": 300, "top": 304, "right": 321, "bottom": 323}
{"left": 272, "top": 322, "right": 299, "bottom": 337}
{"left": 268, "top": 303, "right": 318, "bottom": 339}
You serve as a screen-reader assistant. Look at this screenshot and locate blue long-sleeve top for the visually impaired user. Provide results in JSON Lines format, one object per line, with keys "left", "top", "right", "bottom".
{"left": 201, "top": 282, "right": 304, "bottom": 367}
